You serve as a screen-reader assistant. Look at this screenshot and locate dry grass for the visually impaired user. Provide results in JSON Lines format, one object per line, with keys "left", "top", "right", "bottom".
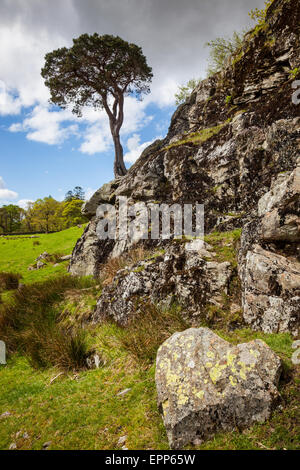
{"left": 101, "top": 246, "right": 149, "bottom": 286}
{"left": 118, "top": 301, "right": 190, "bottom": 363}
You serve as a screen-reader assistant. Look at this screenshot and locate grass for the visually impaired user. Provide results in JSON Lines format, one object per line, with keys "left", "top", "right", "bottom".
{"left": 0, "top": 333, "right": 168, "bottom": 450}
{"left": 0, "top": 322, "right": 298, "bottom": 450}
{"left": 0, "top": 225, "right": 299, "bottom": 450}
{"left": 204, "top": 228, "right": 242, "bottom": 267}
{"left": 0, "top": 225, "right": 86, "bottom": 285}
{"left": 163, "top": 122, "right": 229, "bottom": 151}
{"left": 115, "top": 301, "right": 190, "bottom": 364}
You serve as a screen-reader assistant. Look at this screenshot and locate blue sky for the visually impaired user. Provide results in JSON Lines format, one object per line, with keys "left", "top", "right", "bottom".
{"left": 0, "top": 0, "right": 265, "bottom": 208}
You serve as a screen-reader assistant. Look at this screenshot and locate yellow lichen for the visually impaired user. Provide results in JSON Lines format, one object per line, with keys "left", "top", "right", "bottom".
{"left": 229, "top": 375, "right": 237, "bottom": 387}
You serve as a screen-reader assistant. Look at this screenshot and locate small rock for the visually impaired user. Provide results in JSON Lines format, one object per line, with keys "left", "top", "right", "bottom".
{"left": 193, "top": 438, "right": 203, "bottom": 446}
{"left": 23, "top": 432, "right": 29, "bottom": 440}
{"left": 36, "top": 261, "right": 45, "bottom": 269}
{"left": 122, "top": 446, "right": 129, "bottom": 450}
{"left": 36, "top": 252, "right": 50, "bottom": 261}
{"left": 117, "top": 436, "right": 127, "bottom": 446}
{"left": 117, "top": 388, "right": 131, "bottom": 396}
{"left": 9, "top": 443, "right": 17, "bottom": 450}
{"left": 60, "top": 255, "right": 72, "bottom": 261}
{"left": 42, "top": 441, "right": 52, "bottom": 450}
{"left": 0, "top": 411, "right": 12, "bottom": 419}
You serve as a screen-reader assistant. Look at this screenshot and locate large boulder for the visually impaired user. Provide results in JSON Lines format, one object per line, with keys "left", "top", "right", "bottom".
{"left": 156, "top": 328, "right": 282, "bottom": 449}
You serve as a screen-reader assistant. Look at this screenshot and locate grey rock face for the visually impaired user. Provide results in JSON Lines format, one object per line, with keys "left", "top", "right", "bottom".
{"left": 242, "top": 245, "right": 300, "bottom": 336}
{"left": 239, "top": 164, "right": 300, "bottom": 336}
{"left": 81, "top": 180, "right": 120, "bottom": 218}
{"left": 156, "top": 328, "right": 282, "bottom": 449}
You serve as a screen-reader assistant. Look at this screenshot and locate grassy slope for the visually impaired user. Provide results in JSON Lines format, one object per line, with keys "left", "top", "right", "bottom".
{"left": 0, "top": 229, "right": 299, "bottom": 450}
{"left": 0, "top": 226, "right": 85, "bottom": 285}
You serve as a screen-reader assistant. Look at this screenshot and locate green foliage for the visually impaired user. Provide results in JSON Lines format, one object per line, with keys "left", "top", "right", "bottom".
{"left": 225, "top": 95, "right": 232, "bottom": 106}
{"left": 206, "top": 32, "right": 244, "bottom": 76}
{"left": 0, "top": 205, "right": 25, "bottom": 234}
{"left": 42, "top": 34, "right": 153, "bottom": 115}
{"left": 41, "top": 34, "right": 153, "bottom": 177}
{"left": 174, "top": 78, "right": 201, "bottom": 105}
{"left": 0, "top": 195, "right": 88, "bottom": 234}
{"left": 24, "top": 196, "right": 61, "bottom": 232}
{"left": 249, "top": 0, "right": 274, "bottom": 25}
{"left": 290, "top": 67, "right": 300, "bottom": 78}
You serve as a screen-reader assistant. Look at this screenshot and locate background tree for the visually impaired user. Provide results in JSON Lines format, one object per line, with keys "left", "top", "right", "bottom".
{"left": 28, "top": 197, "right": 61, "bottom": 233}
{"left": 0, "top": 205, "right": 25, "bottom": 233}
{"left": 65, "top": 186, "right": 85, "bottom": 202}
{"left": 42, "top": 34, "right": 153, "bottom": 178}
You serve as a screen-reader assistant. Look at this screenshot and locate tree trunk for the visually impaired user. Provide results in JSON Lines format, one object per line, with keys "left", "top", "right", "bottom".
{"left": 103, "top": 93, "right": 127, "bottom": 178}
{"left": 112, "top": 133, "right": 127, "bottom": 178}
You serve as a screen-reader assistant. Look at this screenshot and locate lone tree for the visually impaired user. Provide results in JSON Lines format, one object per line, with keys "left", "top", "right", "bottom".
{"left": 41, "top": 34, "right": 153, "bottom": 177}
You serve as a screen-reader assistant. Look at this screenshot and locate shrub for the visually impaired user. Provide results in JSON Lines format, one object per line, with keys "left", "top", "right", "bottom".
{"left": 249, "top": 0, "right": 275, "bottom": 25}
{"left": 0, "top": 272, "right": 22, "bottom": 291}
{"left": 118, "top": 301, "right": 190, "bottom": 363}
{"left": 175, "top": 78, "right": 201, "bottom": 106}
{"left": 206, "top": 32, "right": 244, "bottom": 76}
{"left": 0, "top": 275, "right": 96, "bottom": 370}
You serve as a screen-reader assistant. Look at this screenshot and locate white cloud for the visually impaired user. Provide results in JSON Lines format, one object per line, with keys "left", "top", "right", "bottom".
{"left": 124, "top": 133, "right": 160, "bottom": 164}
{"left": 17, "top": 199, "right": 34, "bottom": 210}
{"left": 0, "top": 80, "right": 22, "bottom": 115}
{"left": 0, "top": 176, "right": 18, "bottom": 201}
{"left": 9, "top": 105, "right": 79, "bottom": 145}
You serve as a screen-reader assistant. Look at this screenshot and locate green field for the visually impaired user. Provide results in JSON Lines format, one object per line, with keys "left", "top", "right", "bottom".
{"left": 0, "top": 226, "right": 85, "bottom": 284}
{"left": 0, "top": 228, "right": 299, "bottom": 450}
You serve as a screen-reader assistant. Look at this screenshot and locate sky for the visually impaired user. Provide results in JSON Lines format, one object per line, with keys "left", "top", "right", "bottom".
{"left": 0, "top": 0, "right": 266, "bottom": 208}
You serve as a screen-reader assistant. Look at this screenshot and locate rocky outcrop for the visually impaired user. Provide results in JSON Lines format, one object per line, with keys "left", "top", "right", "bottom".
{"left": 69, "top": 0, "right": 300, "bottom": 335}
{"left": 92, "top": 243, "right": 233, "bottom": 326}
{"left": 156, "top": 328, "right": 282, "bottom": 449}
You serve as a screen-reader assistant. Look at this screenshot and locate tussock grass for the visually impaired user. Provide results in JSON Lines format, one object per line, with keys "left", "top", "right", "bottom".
{"left": 0, "top": 275, "right": 96, "bottom": 370}
{"left": 117, "top": 301, "right": 190, "bottom": 363}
